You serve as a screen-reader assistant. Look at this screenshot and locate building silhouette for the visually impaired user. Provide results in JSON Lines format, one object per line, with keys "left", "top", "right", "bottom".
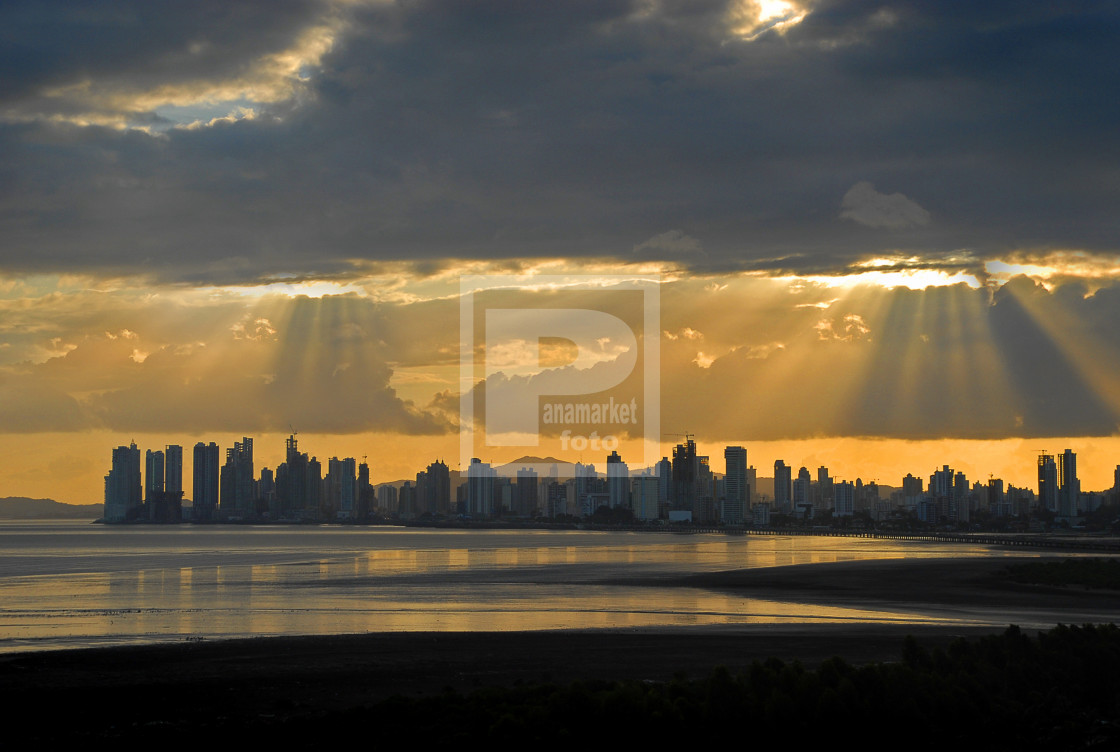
{"left": 220, "top": 437, "right": 254, "bottom": 516}
{"left": 103, "top": 442, "right": 141, "bottom": 522}
{"left": 773, "top": 460, "right": 791, "bottom": 513}
{"left": 834, "top": 480, "right": 855, "bottom": 517}
{"left": 606, "top": 451, "right": 629, "bottom": 511}
{"left": 192, "top": 442, "right": 220, "bottom": 521}
{"left": 276, "top": 434, "right": 311, "bottom": 517}
{"left": 1058, "top": 448, "right": 1080, "bottom": 517}
{"left": 1038, "top": 453, "right": 1058, "bottom": 512}
{"left": 723, "top": 446, "right": 747, "bottom": 524}
{"left": 165, "top": 445, "right": 183, "bottom": 498}
{"left": 516, "top": 466, "right": 539, "bottom": 517}
{"left": 467, "top": 458, "right": 495, "bottom": 517}
{"left": 144, "top": 449, "right": 164, "bottom": 501}
{"left": 671, "top": 439, "right": 699, "bottom": 513}
{"left": 145, "top": 445, "right": 183, "bottom": 522}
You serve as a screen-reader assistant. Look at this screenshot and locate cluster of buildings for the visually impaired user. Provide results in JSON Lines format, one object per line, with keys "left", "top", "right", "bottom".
{"left": 104, "top": 435, "right": 1120, "bottom": 526}
{"left": 103, "top": 436, "right": 380, "bottom": 522}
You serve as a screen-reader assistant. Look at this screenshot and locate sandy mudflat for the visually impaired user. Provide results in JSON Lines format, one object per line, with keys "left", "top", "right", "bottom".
{"left": 682, "top": 555, "right": 1120, "bottom": 611}
{"left": 2, "top": 554, "right": 1117, "bottom": 739}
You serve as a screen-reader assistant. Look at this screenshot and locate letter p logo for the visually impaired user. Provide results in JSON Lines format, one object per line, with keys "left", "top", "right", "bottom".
{"left": 460, "top": 275, "right": 659, "bottom": 479}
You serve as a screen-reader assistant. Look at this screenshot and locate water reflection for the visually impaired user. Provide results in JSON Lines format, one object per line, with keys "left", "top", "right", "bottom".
{"left": 0, "top": 524, "right": 1092, "bottom": 652}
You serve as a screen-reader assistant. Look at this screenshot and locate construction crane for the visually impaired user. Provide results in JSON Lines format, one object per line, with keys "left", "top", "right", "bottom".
{"left": 662, "top": 432, "right": 695, "bottom": 441}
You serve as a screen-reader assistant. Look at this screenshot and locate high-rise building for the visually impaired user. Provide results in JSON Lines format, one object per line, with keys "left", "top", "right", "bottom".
{"left": 793, "top": 466, "right": 811, "bottom": 512}
{"left": 656, "top": 457, "right": 671, "bottom": 514}
{"left": 307, "top": 456, "right": 322, "bottom": 514}
{"left": 902, "top": 473, "right": 923, "bottom": 506}
{"left": 467, "top": 458, "right": 495, "bottom": 517}
{"left": 326, "top": 457, "right": 357, "bottom": 518}
{"left": 422, "top": 460, "right": 451, "bottom": 515}
{"left": 952, "top": 471, "right": 969, "bottom": 523}
{"left": 143, "top": 445, "right": 184, "bottom": 523}
{"left": 277, "top": 434, "right": 310, "bottom": 515}
{"left": 930, "top": 465, "right": 953, "bottom": 499}
{"left": 377, "top": 484, "right": 398, "bottom": 515}
{"left": 516, "top": 467, "right": 539, "bottom": 517}
{"left": 259, "top": 467, "right": 275, "bottom": 510}
{"left": 752, "top": 502, "right": 770, "bottom": 527}
{"left": 630, "top": 476, "right": 660, "bottom": 520}
{"left": 165, "top": 445, "right": 183, "bottom": 496}
{"left": 696, "top": 454, "right": 716, "bottom": 523}
{"left": 192, "top": 442, "right": 220, "bottom": 521}
{"left": 1038, "top": 453, "right": 1058, "bottom": 512}
{"left": 220, "top": 437, "right": 254, "bottom": 516}
{"left": 145, "top": 449, "right": 165, "bottom": 502}
{"left": 723, "top": 446, "right": 747, "bottom": 524}
{"left": 671, "top": 439, "right": 699, "bottom": 512}
{"left": 103, "top": 442, "right": 141, "bottom": 522}
{"left": 357, "top": 462, "right": 373, "bottom": 517}
{"left": 816, "top": 466, "right": 833, "bottom": 509}
{"left": 398, "top": 480, "right": 415, "bottom": 517}
{"left": 606, "top": 451, "right": 629, "bottom": 510}
{"left": 1058, "top": 448, "right": 1080, "bottom": 517}
{"left": 773, "top": 460, "right": 791, "bottom": 512}
{"left": 834, "top": 480, "right": 855, "bottom": 517}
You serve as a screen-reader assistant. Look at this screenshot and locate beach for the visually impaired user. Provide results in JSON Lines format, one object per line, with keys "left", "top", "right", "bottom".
{"left": 4, "top": 554, "right": 1119, "bottom": 742}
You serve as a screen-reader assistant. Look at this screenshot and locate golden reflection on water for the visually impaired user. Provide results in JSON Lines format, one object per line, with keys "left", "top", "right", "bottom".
{"left": 0, "top": 530, "right": 1067, "bottom": 651}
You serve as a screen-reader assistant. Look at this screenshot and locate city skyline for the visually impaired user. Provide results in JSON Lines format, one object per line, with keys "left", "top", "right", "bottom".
{"left": 23, "top": 429, "right": 1120, "bottom": 507}
{"left": 101, "top": 431, "right": 1119, "bottom": 523}
{"left": 3, "top": 2, "right": 1120, "bottom": 503}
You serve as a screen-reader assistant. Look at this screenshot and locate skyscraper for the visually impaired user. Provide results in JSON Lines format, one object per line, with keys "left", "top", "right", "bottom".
{"left": 467, "top": 458, "right": 495, "bottom": 517}
{"left": 1038, "top": 453, "right": 1058, "bottom": 512}
{"left": 723, "top": 446, "right": 747, "bottom": 524}
{"left": 773, "top": 460, "right": 791, "bottom": 513}
{"left": 144, "top": 449, "right": 165, "bottom": 502}
{"left": 606, "top": 450, "right": 629, "bottom": 510}
{"left": 326, "top": 457, "right": 357, "bottom": 518}
{"left": 816, "top": 466, "right": 832, "bottom": 508}
{"left": 516, "top": 466, "right": 540, "bottom": 517}
{"left": 357, "top": 462, "right": 373, "bottom": 517}
{"left": 834, "top": 480, "right": 855, "bottom": 517}
{"left": 277, "top": 434, "right": 310, "bottom": 515}
{"left": 103, "top": 442, "right": 141, "bottom": 522}
{"left": 165, "top": 445, "right": 183, "bottom": 497}
{"left": 1058, "top": 448, "right": 1080, "bottom": 517}
{"left": 424, "top": 460, "right": 451, "bottom": 515}
{"left": 192, "top": 442, "right": 220, "bottom": 521}
{"left": 220, "top": 437, "right": 254, "bottom": 516}
{"left": 793, "top": 466, "right": 811, "bottom": 515}
{"left": 671, "top": 439, "right": 699, "bottom": 512}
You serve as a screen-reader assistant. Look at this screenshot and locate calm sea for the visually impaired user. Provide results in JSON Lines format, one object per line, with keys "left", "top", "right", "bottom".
{"left": 0, "top": 521, "right": 1044, "bottom": 653}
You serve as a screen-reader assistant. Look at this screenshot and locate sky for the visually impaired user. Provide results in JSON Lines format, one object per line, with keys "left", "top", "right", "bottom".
{"left": 2, "top": 0, "right": 1120, "bottom": 503}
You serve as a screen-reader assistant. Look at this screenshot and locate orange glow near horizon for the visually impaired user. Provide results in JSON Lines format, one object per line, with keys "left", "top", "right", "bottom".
{"left": 2, "top": 260, "right": 1119, "bottom": 506}
{"left": 2, "top": 431, "right": 1118, "bottom": 507}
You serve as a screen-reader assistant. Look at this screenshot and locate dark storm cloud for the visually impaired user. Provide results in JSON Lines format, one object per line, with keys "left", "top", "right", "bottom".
{"left": 1, "top": 0, "right": 1119, "bottom": 281}
{"left": 0, "top": 0, "right": 323, "bottom": 105}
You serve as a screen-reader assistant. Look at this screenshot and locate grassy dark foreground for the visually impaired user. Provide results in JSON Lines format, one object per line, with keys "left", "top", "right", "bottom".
{"left": 4, "top": 624, "right": 1120, "bottom": 749}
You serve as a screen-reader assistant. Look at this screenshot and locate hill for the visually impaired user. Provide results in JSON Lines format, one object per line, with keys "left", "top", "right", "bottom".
{"left": 0, "top": 497, "right": 102, "bottom": 519}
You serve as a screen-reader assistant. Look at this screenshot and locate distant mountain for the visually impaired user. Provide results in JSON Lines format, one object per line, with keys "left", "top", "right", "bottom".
{"left": 496, "top": 456, "right": 575, "bottom": 473}
{"left": 0, "top": 497, "right": 103, "bottom": 519}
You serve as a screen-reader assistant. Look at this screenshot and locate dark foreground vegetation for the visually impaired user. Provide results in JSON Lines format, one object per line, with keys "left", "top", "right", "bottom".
{"left": 6, "top": 624, "right": 1120, "bottom": 748}
{"left": 1006, "top": 557, "right": 1120, "bottom": 590}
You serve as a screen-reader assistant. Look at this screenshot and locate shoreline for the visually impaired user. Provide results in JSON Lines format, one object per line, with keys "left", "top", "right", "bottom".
{"left": 4, "top": 553, "right": 1120, "bottom": 740}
